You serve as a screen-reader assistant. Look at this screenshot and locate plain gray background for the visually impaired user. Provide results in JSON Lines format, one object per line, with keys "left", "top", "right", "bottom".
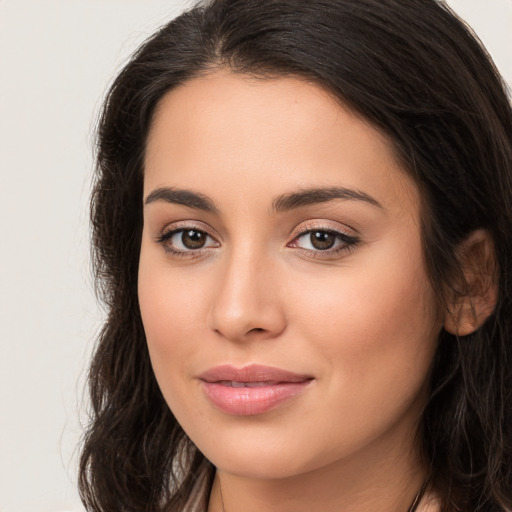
{"left": 0, "top": 1, "right": 510, "bottom": 511}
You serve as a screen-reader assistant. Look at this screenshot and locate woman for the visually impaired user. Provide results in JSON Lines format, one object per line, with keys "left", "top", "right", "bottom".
{"left": 79, "top": 0, "right": 512, "bottom": 511}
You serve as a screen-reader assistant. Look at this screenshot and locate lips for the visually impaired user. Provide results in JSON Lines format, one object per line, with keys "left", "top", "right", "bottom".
{"left": 198, "top": 364, "right": 313, "bottom": 416}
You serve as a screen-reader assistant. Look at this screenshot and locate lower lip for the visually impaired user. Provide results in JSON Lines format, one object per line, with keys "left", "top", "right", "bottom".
{"left": 201, "top": 381, "right": 312, "bottom": 416}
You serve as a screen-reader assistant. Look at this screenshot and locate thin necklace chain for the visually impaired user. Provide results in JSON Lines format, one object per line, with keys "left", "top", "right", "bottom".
{"left": 218, "top": 477, "right": 429, "bottom": 512}
{"left": 219, "top": 477, "right": 226, "bottom": 512}
{"left": 407, "top": 477, "right": 429, "bottom": 512}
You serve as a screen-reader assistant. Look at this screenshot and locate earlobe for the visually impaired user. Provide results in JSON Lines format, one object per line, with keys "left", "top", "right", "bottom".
{"left": 444, "top": 229, "right": 499, "bottom": 336}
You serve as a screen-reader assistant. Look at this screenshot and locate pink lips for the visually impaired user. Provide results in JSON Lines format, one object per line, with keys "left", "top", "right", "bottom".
{"left": 199, "top": 364, "right": 313, "bottom": 416}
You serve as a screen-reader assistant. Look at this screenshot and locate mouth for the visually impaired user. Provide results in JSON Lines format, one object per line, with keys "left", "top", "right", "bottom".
{"left": 198, "top": 364, "right": 314, "bottom": 416}
{"left": 216, "top": 380, "right": 283, "bottom": 387}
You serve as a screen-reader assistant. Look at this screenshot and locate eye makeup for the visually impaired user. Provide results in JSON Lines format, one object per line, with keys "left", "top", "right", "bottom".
{"left": 155, "top": 219, "right": 360, "bottom": 261}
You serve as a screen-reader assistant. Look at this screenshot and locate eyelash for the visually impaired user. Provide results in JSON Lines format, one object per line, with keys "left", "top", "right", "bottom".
{"left": 156, "top": 225, "right": 219, "bottom": 259}
{"left": 156, "top": 224, "right": 360, "bottom": 259}
{"left": 288, "top": 226, "right": 360, "bottom": 258}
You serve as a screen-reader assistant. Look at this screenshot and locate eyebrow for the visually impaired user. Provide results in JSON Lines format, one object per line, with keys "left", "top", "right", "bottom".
{"left": 144, "top": 187, "right": 219, "bottom": 213}
{"left": 272, "top": 186, "right": 383, "bottom": 212}
{"left": 144, "top": 185, "right": 383, "bottom": 214}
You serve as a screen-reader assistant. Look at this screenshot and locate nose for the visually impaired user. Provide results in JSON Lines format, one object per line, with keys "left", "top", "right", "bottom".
{"left": 207, "top": 248, "right": 287, "bottom": 342}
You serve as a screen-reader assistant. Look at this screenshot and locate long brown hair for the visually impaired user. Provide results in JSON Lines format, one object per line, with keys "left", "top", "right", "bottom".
{"left": 80, "top": 1, "right": 512, "bottom": 510}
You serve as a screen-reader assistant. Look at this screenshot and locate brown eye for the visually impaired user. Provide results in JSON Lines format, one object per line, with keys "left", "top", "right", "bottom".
{"left": 157, "top": 227, "right": 218, "bottom": 254}
{"left": 289, "top": 227, "right": 359, "bottom": 255}
{"left": 310, "top": 231, "right": 336, "bottom": 250}
{"left": 182, "top": 229, "right": 206, "bottom": 249}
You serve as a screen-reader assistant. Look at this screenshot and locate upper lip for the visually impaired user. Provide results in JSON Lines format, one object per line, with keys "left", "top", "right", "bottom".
{"left": 199, "top": 364, "right": 313, "bottom": 383}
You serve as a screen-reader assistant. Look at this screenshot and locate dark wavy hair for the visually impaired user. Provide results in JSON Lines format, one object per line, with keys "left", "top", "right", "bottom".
{"left": 79, "top": 1, "right": 512, "bottom": 511}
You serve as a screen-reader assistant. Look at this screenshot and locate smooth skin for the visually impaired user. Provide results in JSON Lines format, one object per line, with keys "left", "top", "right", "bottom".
{"left": 139, "top": 71, "right": 444, "bottom": 512}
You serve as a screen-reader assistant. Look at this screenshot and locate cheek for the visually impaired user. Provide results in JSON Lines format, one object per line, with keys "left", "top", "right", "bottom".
{"left": 138, "top": 264, "right": 212, "bottom": 438}
{"left": 138, "top": 252, "right": 207, "bottom": 383}
{"left": 291, "top": 241, "right": 441, "bottom": 400}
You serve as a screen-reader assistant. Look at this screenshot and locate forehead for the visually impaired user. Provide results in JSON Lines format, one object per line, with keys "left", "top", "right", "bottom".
{"left": 144, "top": 71, "right": 418, "bottom": 216}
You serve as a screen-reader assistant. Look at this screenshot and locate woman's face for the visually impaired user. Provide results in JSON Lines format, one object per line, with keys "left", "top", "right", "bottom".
{"left": 139, "top": 72, "right": 442, "bottom": 479}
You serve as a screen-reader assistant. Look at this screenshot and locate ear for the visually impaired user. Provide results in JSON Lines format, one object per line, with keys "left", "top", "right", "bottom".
{"left": 444, "top": 229, "right": 498, "bottom": 336}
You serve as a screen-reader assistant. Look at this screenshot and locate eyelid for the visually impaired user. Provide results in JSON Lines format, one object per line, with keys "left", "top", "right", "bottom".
{"left": 157, "top": 220, "right": 220, "bottom": 240}
{"left": 287, "top": 220, "right": 360, "bottom": 256}
{"left": 291, "top": 219, "right": 358, "bottom": 239}
{"left": 155, "top": 220, "right": 221, "bottom": 257}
